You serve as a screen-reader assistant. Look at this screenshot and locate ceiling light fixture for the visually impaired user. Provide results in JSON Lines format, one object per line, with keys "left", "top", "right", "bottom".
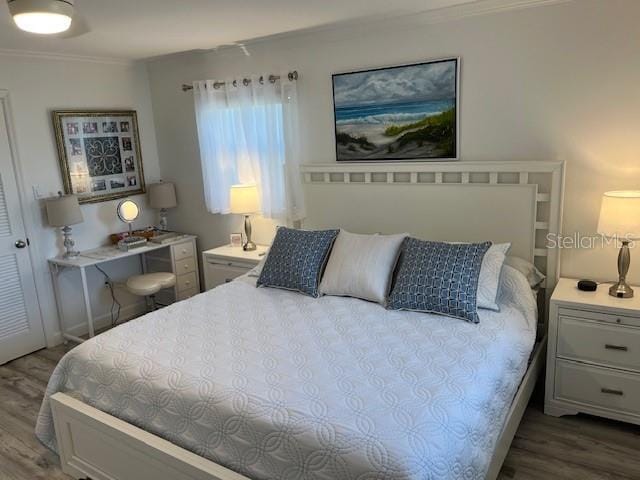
{"left": 8, "top": 0, "right": 74, "bottom": 34}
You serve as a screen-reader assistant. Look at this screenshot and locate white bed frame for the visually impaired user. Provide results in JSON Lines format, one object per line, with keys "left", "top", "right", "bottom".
{"left": 50, "top": 160, "right": 565, "bottom": 480}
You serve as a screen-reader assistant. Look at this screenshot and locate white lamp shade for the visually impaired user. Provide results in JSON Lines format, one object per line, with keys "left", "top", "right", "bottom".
{"left": 148, "top": 181, "right": 177, "bottom": 209}
{"left": 9, "top": 0, "right": 74, "bottom": 34}
{"left": 229, "top": 184, "right": 259, "bottom": 214}
{"left": 597, "top": 191, "right": 640, "bottom": 240}
{"left": 46, "top": 194, "right": 82, "bottom": 227}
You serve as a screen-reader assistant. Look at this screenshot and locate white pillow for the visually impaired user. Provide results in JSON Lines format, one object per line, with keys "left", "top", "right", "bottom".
{"left": 477, "top": 243, "right": 511, "bottom": 311}
{"left": 504, "top": 255, "right": 546, "bottom": 288}
{"left": 319, "top": 230, "right": 407, "bottom": 304}
{"left": 248, "top": 255, "right": 267, "bottom": 277}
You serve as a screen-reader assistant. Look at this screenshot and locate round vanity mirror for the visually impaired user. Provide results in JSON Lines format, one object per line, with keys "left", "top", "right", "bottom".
{"left": 116, "top": 199, "right": 146, "bottom": 250}
{"left": 117, "top": 199, "right": 140, "bottom": 224}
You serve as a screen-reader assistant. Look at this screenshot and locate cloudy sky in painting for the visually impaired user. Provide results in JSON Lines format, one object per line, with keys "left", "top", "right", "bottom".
{"left": 333, "top": 60, "right": 456, "bottom": 107}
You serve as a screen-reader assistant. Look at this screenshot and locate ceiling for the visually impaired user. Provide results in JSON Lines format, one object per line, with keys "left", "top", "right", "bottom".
{"left": 0, "top": 0, "right": 478, "bottom": 60}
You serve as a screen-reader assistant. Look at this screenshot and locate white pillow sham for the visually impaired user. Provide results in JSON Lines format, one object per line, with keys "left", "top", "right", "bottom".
{"left": 504, "top": 255, "right": 546, "bottom": 288}
{"left": 477, "top": 242, "right": 511, "bottom": 311}
{"left": 248, "top": 257, "right": 266, "bottom": 277}
{"left": 319, "top": 230, "right": 407, "bottom": 304}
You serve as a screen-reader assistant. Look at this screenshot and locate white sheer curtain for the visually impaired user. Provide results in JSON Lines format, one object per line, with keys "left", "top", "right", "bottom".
{"left": 193, "top": 74, "right": 305, "bottom": 222}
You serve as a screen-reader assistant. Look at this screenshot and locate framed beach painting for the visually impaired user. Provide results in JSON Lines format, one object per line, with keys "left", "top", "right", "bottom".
{"left": 332, "top": 57, "right": 459, "bottom": 162}
{"left": 52, "top": 110, "right": 146, "bottom": 204}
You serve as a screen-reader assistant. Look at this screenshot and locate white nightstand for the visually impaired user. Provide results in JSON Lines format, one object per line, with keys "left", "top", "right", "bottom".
{"left": 202, "top": 244, "right": 268, "bottom": 291}
{"left": 545, "top": 278, "right": 640, "bottom": 425}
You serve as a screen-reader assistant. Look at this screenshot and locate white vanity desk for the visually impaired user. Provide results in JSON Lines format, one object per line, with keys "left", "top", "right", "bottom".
{"left": 49, "top": 234, "right": 199, "bottom": 344}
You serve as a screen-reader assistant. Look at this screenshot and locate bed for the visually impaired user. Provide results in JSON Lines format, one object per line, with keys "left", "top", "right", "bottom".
{"left": 37, "top": 161, "right": 565, "bottom": 480}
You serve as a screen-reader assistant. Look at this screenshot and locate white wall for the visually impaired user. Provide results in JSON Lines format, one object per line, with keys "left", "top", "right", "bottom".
{"left": 0, "top": 53, "right": 161, "bottom": 346}
{"left": 147, "top": 0, "right": 640, "bottom": 284}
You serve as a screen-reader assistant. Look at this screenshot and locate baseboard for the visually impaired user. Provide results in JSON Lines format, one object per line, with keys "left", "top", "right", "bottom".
{"left": 47, "top": 301, "right": 147, "bottom": 347}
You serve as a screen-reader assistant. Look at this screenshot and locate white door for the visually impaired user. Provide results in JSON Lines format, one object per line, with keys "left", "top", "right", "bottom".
{"left": 0, "top": 92, "right": 45, "bottom": 364}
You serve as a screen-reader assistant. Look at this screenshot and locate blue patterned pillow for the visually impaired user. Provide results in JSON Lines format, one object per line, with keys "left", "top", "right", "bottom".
{"left": 388, "top": 238, "right": 491, "bottom": 323}
{"left": 257, "top": 227, "right": 339, "bottom": 297}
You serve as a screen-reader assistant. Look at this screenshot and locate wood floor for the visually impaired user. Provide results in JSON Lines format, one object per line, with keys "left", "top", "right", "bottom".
{"left": 1, "top": 347, "right": 639, "bottom": 480}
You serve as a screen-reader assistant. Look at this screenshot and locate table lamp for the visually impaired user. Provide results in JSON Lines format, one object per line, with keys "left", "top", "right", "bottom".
{"left": 230, "top": 184, "right": 259, "bottom": 251}
{"left": 597, "top": 190, "right": 640, "bottom": 298}
{"left": 46, "top": 191, "right": 83, "bottom": 258}
{"left": 148, "top": 181, "right": 177, "bottom": 231}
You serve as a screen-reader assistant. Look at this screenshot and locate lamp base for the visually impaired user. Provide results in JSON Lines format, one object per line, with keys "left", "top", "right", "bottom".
{"left": 158, "top": 208, "right": 169, "bottom": 231}
{"left": 609, "top": 281, "right": 634, "bottom": 298}
{"left": 62, "top": 225, "right": 79, "bottom": 258}
{"left": 242, "top": 215, "right": 256, "bottom": 251}
{"left": 609, "top": 240, "right": 633, "bottom": 298}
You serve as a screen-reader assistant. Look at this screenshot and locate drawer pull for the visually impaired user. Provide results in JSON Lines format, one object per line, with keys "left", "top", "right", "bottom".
{"left": 185, "top": 281, "right": 191, "bottom": 286}
{"left": 184, "top": 264, "right": 189, "bottom": 269}
{"left": 601, "top": 387, "right": 624, "bottom": 396}
{"left": 605, "top": 344, "right": 628, "bottom": 351}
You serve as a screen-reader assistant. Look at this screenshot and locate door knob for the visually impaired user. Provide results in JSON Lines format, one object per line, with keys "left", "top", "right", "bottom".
{"left": 15, "top": 239, "right": 26, "bottom": 249}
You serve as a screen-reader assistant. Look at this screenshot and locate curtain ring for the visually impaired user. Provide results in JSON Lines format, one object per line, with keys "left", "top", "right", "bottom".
{"left": 259, "top": 76, "right": 264, "bottom": 84}
{"left": 288, "top": 71, "right": 298, "bottom": 81}
{"left": 269, "top": 75, "right": 276, "bottom": 84}
{"left": 232, "top": 79, "right": 238, "bottom": 87}
{"left": 243, "top": 78, "right": 250, "bottom": 86}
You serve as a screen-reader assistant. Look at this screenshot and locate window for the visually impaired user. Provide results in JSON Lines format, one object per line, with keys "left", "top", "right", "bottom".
{"left": 193, "top": 75, "right": 304, "bottom": 222}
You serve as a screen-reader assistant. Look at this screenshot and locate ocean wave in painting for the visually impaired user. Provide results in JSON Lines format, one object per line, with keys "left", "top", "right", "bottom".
{"left": 336, "top": 110, "right": 444, "bottom": 125}
{"left": 335, "top": 99, "right": 453, "bottom": 126}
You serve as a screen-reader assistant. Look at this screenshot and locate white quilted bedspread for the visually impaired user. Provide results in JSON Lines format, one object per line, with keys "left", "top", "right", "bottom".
{"left": 37, "top": 266, "right": 536, "bottom": 480}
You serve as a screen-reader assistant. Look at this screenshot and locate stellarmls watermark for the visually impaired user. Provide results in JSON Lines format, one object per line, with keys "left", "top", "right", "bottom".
{"left": 546, "top": 233, "right": 635, "bottom": 249}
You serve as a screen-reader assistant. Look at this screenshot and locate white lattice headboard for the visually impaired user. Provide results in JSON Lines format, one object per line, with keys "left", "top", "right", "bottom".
{"left": 300, "top": 161, "right": 565, "bottom": 293}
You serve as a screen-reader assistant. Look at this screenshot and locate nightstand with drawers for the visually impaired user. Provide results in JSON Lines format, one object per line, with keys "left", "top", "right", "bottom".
{"left": 545, "top": 278, "right": 640, "bottom": 425}
{"left": 203, "top": 244, "right": 269, "bottom": 290}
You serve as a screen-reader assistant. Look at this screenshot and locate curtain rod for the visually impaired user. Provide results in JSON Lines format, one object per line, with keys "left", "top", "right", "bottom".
{"left": 182, "top": 71, "right": 298, "bottom": 92}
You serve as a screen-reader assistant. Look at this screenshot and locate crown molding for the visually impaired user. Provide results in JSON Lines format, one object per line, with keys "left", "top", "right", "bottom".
{"left": 404, "top": 0, "right": 573, "bottom": 26}
{"left": 158, "top": 0, "right": 573, "bottom": 61}
{"left": 0, "top": 47, "right": 135, "bottom": 66}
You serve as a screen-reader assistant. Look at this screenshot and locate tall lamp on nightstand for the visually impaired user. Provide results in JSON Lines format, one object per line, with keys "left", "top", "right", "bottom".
{"left": 230, "top": 184, "right": 259, "bottom": 251}
{"left": 597, "top": 190, "right": 640, "bottom": 298}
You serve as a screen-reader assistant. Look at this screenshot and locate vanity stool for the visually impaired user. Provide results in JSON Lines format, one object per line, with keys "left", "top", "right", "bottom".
{"left": 126, "top": 272, "right": 176, "bottom": 311}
